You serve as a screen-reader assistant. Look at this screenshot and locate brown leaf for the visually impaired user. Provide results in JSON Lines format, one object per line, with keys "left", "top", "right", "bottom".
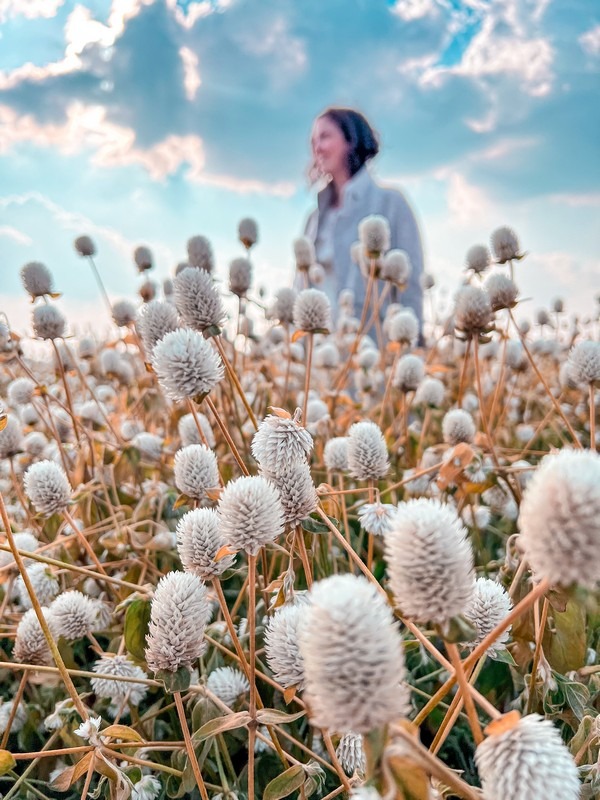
{"left": 214, "top": 544, "right": 237, "bottom": 562}
{"left": 291, "top": 330, "right": 308, "bottom": 343}
{"left": 268, "top": 406, "right": 292, "bottom": 419}
{"left": 485, "top": 710, "right": 521, "bottom": 737}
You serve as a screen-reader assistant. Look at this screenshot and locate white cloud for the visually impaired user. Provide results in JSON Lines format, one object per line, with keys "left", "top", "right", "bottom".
{"left": 231, "top": 15, "right": 307, "bottom": 88}
{"left": 0, "top": 0, "right": 63, "bottom": 23}
{"left": 547, "top": 192, "right": 600, "bottom": 208}
{"left": 579, "top": 24, "right": 600, "bottom": 57}
{"left": 0, "top": 224, "right": 32, "bottom": 245}
{"left": 179, "top": 46, "right": 201, "bottom": 100}
{"left": 444, "top": 171, "right": 492, "bottom": 226}
{"left": 391, "top": 0, "right": 437, "bottom": 22}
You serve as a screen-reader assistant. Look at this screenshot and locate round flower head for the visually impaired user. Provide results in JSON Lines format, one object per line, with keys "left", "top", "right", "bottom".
{"left": 111, "top": 299, "right": 137, "bottom": 327}
{"left": 490, "top": 225, "right": 522, "bottom": 263}
{"left": 347, "top": 420, "right": 389, "bottom": 481}
{"left": 358, "top": 215, "right": 391, "bottom": 258}
{"left": 251, "top": 410, "right": 313, "bottom": 473}
{"left": 178, "top": 411, "right": 215, "bottom": 448}
{"left": 33, "top": 304, "right": 66, "bottom": 339}
{"left": 393, "top": 354, "right": 424, "bottom": 393}
{"left": 415, "top": 377, "right": 445, "bottom": 408}
{"left": 132, "top": 432, "right": 163, "bottom": 463}
{"left": 0, "top": 700, "right": 27, "bottom": 735}
{"left": 91, "top": 654, "right": 148, "bottom": 706}
{"left": 139, "top": 278, "right": 157, "bottom": 302}
{"left": 24, "top": 431, "right": 47, "bottom": 457}
{"left": 388, "top": 310, "right": 418, "bottom": 345}
{"left": 0, "top": 531, "right": 38, "bottom": 571}
{"left": 271, "top": 287, "right": 297, "bottom": 324}
{"left": 475, "top": 714, "right": 580, "bottom": 800}
{"left": 50, "top": 590, "right": 100, "bottom": 640}
{"left": 454, "top": 285, "right": 493, "bottom": 337}
{"left": 308, "top": 262, "right": 326, "bottom": 285}
{"left": 442, "top": 408, "right": 476, "bottom": 445}
{"left": 385, "top": 498, "right": 475, "bottom": 625}
{"left": 13, "top": 606, "right": 58, "bottom": 665}
{"left": 8, "top": 377, "right": 35, "bottom": 407}
{"left": 337, "top": 732, "right": 366, "bottom": 778}
{"left": 136, "top": 299, "right": 179, "bottom": 355}
{"left": 24, "top": 460, "right": 72, "bottom": 516}
{"left": 228, "top": 257, "right": 252, "bottom": 297}
{"left": 238, "top": 217, "right": 258, "bottom": 249}
{"left": 145, "top": 571, "right": 210, "bottom": 673}
{"left": 151, "top": 327, "right": 224, "bottom": 401}
{"left": 134, "top": 245, "right": 153, "bottom": 272}
{"left": 300, "top": 574, "right": 409, "bottom": 733}
{"left": 567, "top": 340, "right": 600, "bottom": 386}
{"left": 323, "top": 437, "right": 348, "bottom": 472}
{"left": 462, "top": 578, "right": 512, "bottom": 655}
{"left": 264, "top": 602, "right": 309, "bottom": 688}
{"left": 174, "top": 266, "right": 226, "bottom": 332}
{"left": 381, "top": 249, "right": 411, "bottom": 287}
{"left": 21, "top": 262, "right": 54, "bottom": 298}
{"left": 74, "top": 235, "right": 96, "bottom": 256}
{"left": 207, "top": 666, "right": 250, "bottom": 706}
{"left": 16, "top": 563, "right": 59, "bottom": 608}
{"left": 217, "top": 475, "right": 284, "bottom": 556}
{"left": 294, "top": 237, "right": 315, "bottom": 271}
{"left": 174, "top": 444, "right": 219, "bottom": 501}
{"left": 466, "top": 244, "right": 491, "bottom": 274}
{"left": 518, "top": 449, "right": 600, "bottom": 589}
{"left": 262, "top": 461, "right": 318, "bottom": 528}
{"left": 187, "top": 235, "right": 214, "bottom": 272}
{"left": 78, "top": 336, "right": 96, "bottom": 359}
{"left": 177, "top": 508, "right": 236, "bottom": 578}
{"left": 485, "top": 272, "right": 518, "bottom": 311}
{"left": 506, "top": 340, "right": 528, "bottom": 372}
{"left": 293, "top": 289, "right": 331, "bottom": 332}
{"left": 358, "top": 502, "right": 397, "bottom": 537}
{"left": 0, "top": 415, "right": 23, "bottom": 458}
{"left": 315, "top": 342, "right": 340, "bottom": 369}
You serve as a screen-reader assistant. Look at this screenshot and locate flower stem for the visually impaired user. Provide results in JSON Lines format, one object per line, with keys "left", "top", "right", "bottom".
{"left": 174, "top": 690, "right": 209, "bottom": 800}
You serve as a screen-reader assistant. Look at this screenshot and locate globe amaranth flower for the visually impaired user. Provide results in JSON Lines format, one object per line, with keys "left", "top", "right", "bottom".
{"left": 518, "top": 448, "right": 600, "bottom": 589}
{"left": 0, "top": 415, "right": 23, "bottom": 459}
{"left": 7, "top": 377, "right": 36, "bottom": 407}
{"left": 238, "top": 217, "right": 258, "bottom": 248}
{"left": 176, "top": 508, "right": 236, "bottom": 579}
{"left": 454, "top": 285, "right": 493, "bottom": 338}
{"left": 145, "top": 571, "right": 210, "bottom": 673}
{"left": 174, "top": 444, "right": 219, "bottom": 501}
{"left": 33, "top": 304, "right": 66, "bottom": 340}
{"left": 393, "top": 354, "right": 425, "bottom": 393}
{"left": 381, "top": 249, "right": 411, "bottom": 287}
{"left": 217, "top": 475, "right": 284, "bottom": 556}
{"left": 323, "top": 437, "right": 348, "bottom": 472}
{"left": 415, "top": 377, "right": 445, "bottom": 408}
{"left": 13, "top": 606, "right": 59, "bottom": 665}
{"left": 49, "top": 590, "right": 101, "bottom": 640}
{"left": 388, "top": 310, "right": 418, "bottom": 345}
{"left": 264, "top": 602, "right": 309, "bottom": 688}
{"left": 336, "top": 732, "right": 366, "bottom": 778}
{"left": 567, "top": 340, "right": 600, "bottom": 386}
{"left": 251, "top": 410, "right": 313, "bottom": 474}
{"left": 174, "top": 266, "right": 226, "bottom": 332}
{"left": 91, "top": 654, "right": 148, "bottom": 706}
{"left": 151, "top": 327, "right": 224, "bottom": 401}
{"left": 475, "top": 714, "right": 580, "bottom": 800}
{"left": 16, "top": 563, "right": 59, "bottom": 608}
{"left": 484, "top": 273, "right": 519, "bottom": 311}
{"left": 111, "top": 299, "right": 138, "bottom": 327}
{"left": 24, "top": 460, "right": 72, "bottom": 516}
{"left": 385, "top": 498, "right": 475, "bottom": 626}
{"left": 207, "top": 666, "right": 250, "bottom": 706}
{"left": 293, "top": 237, "right": 315, "bottom": 271}
{"left": 442, "top": 408, "right": 476, "bottom": 445}
{"left": 293, "top": 289, "right": 331, "bottom": 332}
{"left": 462, "top": 578, "right": 512, "bottom": 655}
{"left": 136, "top": 300, "right": 179, "bottom": 355}
{"left": 134, "top": 245, "right": 153, "bottom": 272}
{"left": 466, "top": 244, "right": 491, "bottom": 274}
{"left": 21, "top": 262, "right": 54, "bottom": 298}
{"left": 228, "top": 257, "right": 252, "bottom": 297}
{"left": 357, "top": 502, "right": 397, "bottom": 537}
{"left": 261, "top": 461, "right": 318, "bottom": 528}
{"left": 347, "top": 420, "right": 389, "bottom": 481}
{"left": 299, "top": 573, "right": 409, "bottom": 733}
{"left": 74, "top": 235, "right": 96, "bottom": 256}
{"left": 187, "top": 235, "right": 214, "bottom": 272}
{"left": 132, "top": 432, "right": 163, "bottom": 463}
{"left": 358, "top": 215, "right": 391, "bottom": 258}
{"left": 490, "top": 226, "right": 522, "bottom": 263}
{"left": 270, "top": 287, "right": 297, "bottom": 324}
{"left": 178, "top": 411, "right": 215, "bottom": 448}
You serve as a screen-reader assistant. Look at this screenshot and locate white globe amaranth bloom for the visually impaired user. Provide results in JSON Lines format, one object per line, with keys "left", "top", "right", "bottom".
{"left": 518, "top": 449, "right": 600, "bottom": 589}
{"left": 176, "top": 508, "right": 236, "bottom": 579}
{"left": 24, "top": 431, "right": 48, "bottom": 457}
{"left": 475, "top": 714, "right": 580, "bottom": 800}
{"left": 74, "top": 235, "right": 96, "bottom": 256}
{"left": 174, "top": 266, "right": 226, "bottom": 332}
{"left": 229, "top": 257, "right": 252, "bottom": 297}
{"left": 385, "top": 498, "right": 475, "bottom": 625}
{"left": 293, "top": 237, "right": 315, "bottom": 271}
{"left": 13, "top": 606, "right": 59, "bottom": 665}
{"left": 0, "top": 415, "right": 23, "bottom": 459}
{"left": 308, "top": 262, "right": 326, "bottom": 285}
{"left": 24, "top": 460, "right": 72, "bottom": 516}
{"left": 251, "top": 411, "right": 313, "bottom": 474}
{"left": 32, "top": 304, "right": 66, "bottom": 339}
{"left": 293, "top": 288, "right": 331, "bottom": 332}
{"left": 388, "top": 310, "right": 418, "bottom": 345}
{"left": 134, "top": 245, "right": 153, "bottom": 272}
{"left": 393, "top": 354, "right": 425, "bottom": 393}
{"left": 0, "top": 699, "right": 27, "bottom": 735}
{"left": 466, "top": 244, "right": 491, "bottom": 274}
{"left": 111, "top": 299, "right": 137, "bottom": 327}
{"left": 131, "top": 432, "right": 163, "bottom": 463}
{"left": 187, "top": 235, "right": 214, "bottom": 272}
{"left": 347, "top": 420, "right": 389, "bottom": 481}
{"left": 415, "top": 377, "right": 445, "bottom": 408}
{"left": 358, "top": 502, "right": 397, "bottom": 537}
{"left": 358, "top": 214, "right": 391, "bottom": 257}
{"left": 315, "top": 342, "right": 340, "bottom": 369}
{"left": 300, "top": 574, "right": 409, "bottom": 733}
{"left": 178, "top": 411, "right": 215, "bottom": 448}
{"left": 50, "top": 590, "right": 101, "bottom": 640}
{"left": 264, "top": 602, "right": 309, "bottom": 688}
{"left": 132, "top": 775, "right": 162, "bottom": 800}
{"left": 381, "top": 249, "right": 411, "bottom": 286}
{"left": 490, "top": 225, "right": 522, "bottom": 263}
{"left": 238, "top": 217, "right": 258, "bottom": 248}
{"left": 16, "top": 563, "right": 59, "bottom": 608}
{"left": 506, "top": 340, "right": 528, "bottom": 372}
{"left": 462, "top": 578, "right": 512, "bottom": 655}
{"left": 174, "top": 444, "right": 219, "bottom": 500}
{"left": 21, "top": 261, "right": 54, "bottom": 297}
{"left": 262, "top": 461, "right": 318, "bottom": 528}
{"left": 442, "top": 408, "right": 476, "bottom": 445}
{"left": 207, "top": 666, "right": 250, "bottom": 706}
{"left": 271, "top": 287, "right": 298, "bottom": 324}
{"left": 566, "top": 340, "right": 600, "bottom": 386}
{"left": 136, "top": 300, "right": 179, "bottom": 355}
{"left": 0, "top": 530, "right": 39, "bottom": 569}
{"left": 323, "top": 437, "right": 348, "bottom": 472}
{"left": 484, "top": 272, "right": 519, "bottom": 311}
{"left": 336, "top": 732, "right": 366, "bottom": 778}
{"left": 217, "top": 475, "right": 284, "bottom": 556}
{"left": 91, "top": 654, "right": 148, "bottom": 706}
{"left": 151, "top": 327, "right": 224, "bottom": 401}
{"left": 454, "top": 285, "right": 493, "bottom": 337}
{"left": 7, "top": 377, "right": 36, "bottom": 407}
{"left": 145, "top": 571, "right": 210, "bottom": 673}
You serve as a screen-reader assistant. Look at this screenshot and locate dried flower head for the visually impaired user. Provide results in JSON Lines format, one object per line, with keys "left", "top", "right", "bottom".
{"left": 388, "top": 310, "right": 418, "bottom": 345}
{"left": 415, "top": 377, "right": 445, "bottom": 408}
{"left": 111, "top": 299, "right": 137, "bottom": 327}
{"left": 393, "top": 354, "right": 425, "bottom": 393}
{"left": 485, "top": 273, "right": 518, "bottom": 311}
{"left": 145, "top": 571, "right": 210, "bottom": 673}
{"left": 174, "top": 444, "right": 219, "bottom": 500}
{"left": 136, "top": 300, "right": 179, "bottom": 355}
{"left": 13, "top": 606, "right": 58, "bottom": 665}
{"left": 33, "top": 304, "right": 66, "bottom": 339}
{"left": 293, "top": 289, "right": 331, "bottom": 332}
{"left": 50, "top": 590, "right": 100, "bottom": 640}
{"left": 217, "top": 475, "right": 284, "bottom": 556}
{"left": 16, "top": 563, "right": 60, "bottom": 608}
{"left": 24, "top": 460, "right": 72, "bottom": 516}
{"left": 187, "top": 235, "right": 214, "bottom": 272}
{"left": 358, "top": 215, "right": 391, "bottom": 258}
{"left": 442, "top": 408, "right": 476, "bottom": 445}
{"left": 238, "top": 217, "right": 258, "bottom": 248}
{"left": 151, "top": 327, "right": 224, "bottom": 401}
{"left": 177, "top": 508, "right": 236, "bottom": 579}
{"left": 454, "top": 285, "right": 493, "bottom": 337}
{"left": 0, "top": 415, "right": 23, "bottom": 458}
{"left": 475, "top": 714, "right": 580, "bottom": 800}
{"left": 251, "top": 410, "right": 313, "bottom": 473}
{"left": 323, "top": 437, "right": 348, "bottom": 472}
{"left": 21, "top": 262, "right": 54, "bottom": 297}
{"left": 358, "top": 502, "right": 397, "bottom": 537}
{"left": 74, "top": 235, "right": 96, "bottom": 256}
{"left": 385, "top": 498, "right": 475, "bottom": 625}
{"left": 300, "top": 574, "right": 409, "bottom": 733}
{"left": 207, "top": 666, "right": 250, "bottom": 706}
{"left": 271, "top": 287, "right": 297, "bottom": 324}
{"left": 134, "top": 245, "right": 153, "bottom": 272}
{"left": 466, "top": 244, "right": 491, "bottom": 274}
{"left": 264, "top": 602, "right": 309, "bottom": 688}
{"left": 381, "top": 249, "right": 411, "bottom": 287}
{"left": 518, "top": 449, "right": 600, "bottom": 589}
{"left": 566, "top": 340, "right": 600, "bottom": 386}
{"left": 294, "top": 237, "right": 315, "bottom": 271}
{"left": 174, "top": 266, "right": 226, "bottom": 332}
{"left": 178, "top": 412, "right": 215, "bottom": 448}
{"left": 8, "top": 377, "right": 36, "bottom": 407}
{"left": 91, "top": 655, "right": 148, "bottom": 705}
{"left": 262, "top": 461, "right": 318, "bottom": 527}
{"left": 491, "top": 226, "right": 522, "bottom": 263}
{"left": 229, "top": 257, "right": 252, "bottom": 297}
{"left": 336, "top": 732, "right": 366, "bottom": 778}
{"left": 462, "top": 578, "right": 512, "bottom": 655}
{"left": 347, "top": 420, "right": 389, "bottom": 481}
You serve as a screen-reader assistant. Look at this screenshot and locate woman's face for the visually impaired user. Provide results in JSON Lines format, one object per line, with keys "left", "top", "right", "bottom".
{"left": 311, "top": 115, "right": 350, "bottom": 178}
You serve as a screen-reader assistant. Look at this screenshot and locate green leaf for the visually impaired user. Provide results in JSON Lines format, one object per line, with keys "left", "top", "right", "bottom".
{"left": 192, "top": 711, "right": 251, "bottom": 743}
{"left": 544, "top": 598, "right": 586, "bottom": 674}
{"left": 0, "top": 750, "right": 16, "bottom": 776}
{"left": 556, "top": 674, "right": 590, "bottom": 721}
{"left": 255, "top": 708, "right": 305, "bottom": 725}
{"left": 301, "top": 515, "right": 338, "bottom": 535}
{"left": 124, "top": 598, "right": 152, "bottom": 662}
{"left": 156, "top": 667, "right": 191, "bottom": 694}
{"left": 263, "top": 765, "right": 305, "bottom": 800}
{"left": 436, "top": 615, "right": 477, "bottom": 644}
{"left": 488, "top": 648, "right": 517, "bottom": 666}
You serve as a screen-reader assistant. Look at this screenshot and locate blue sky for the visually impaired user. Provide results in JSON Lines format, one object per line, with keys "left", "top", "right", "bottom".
{"left": 1, "top": 0, "right": 599, "bottom": 333}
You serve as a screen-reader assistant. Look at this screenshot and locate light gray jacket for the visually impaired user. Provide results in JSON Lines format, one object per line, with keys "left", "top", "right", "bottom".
{"left": 301, "top": 165, "right": 424, "bottom": 330}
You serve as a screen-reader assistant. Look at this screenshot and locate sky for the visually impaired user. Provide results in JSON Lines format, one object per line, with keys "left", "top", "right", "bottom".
{"left": 0, "top": 0, "right": 599, "bottom": 336}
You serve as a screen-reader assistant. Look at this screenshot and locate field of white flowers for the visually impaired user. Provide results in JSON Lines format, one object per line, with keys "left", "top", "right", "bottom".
{"left": 0, "top": 219, "right": 598, "bottom": 800}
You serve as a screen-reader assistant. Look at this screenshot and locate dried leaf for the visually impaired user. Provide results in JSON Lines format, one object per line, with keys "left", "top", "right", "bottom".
{"left": 102, "top": 724, "right": 144, "bottom": 742}
{"left": 192, "top": 711, "right": 251, "bottom": 742}
{"left": 0, "top": 750, "right": 16, "bottom": 776}
{"left": 268, "top": 406, "right": 292, "bottom": 419}
{"left": 485, "top": 710, "right": 521, "bottom": 736}
{"left": 263, "top": 765, "right": 305, "bottom": 800}
{"left": 256, "top": 708, "right": 305, "bottom": 725}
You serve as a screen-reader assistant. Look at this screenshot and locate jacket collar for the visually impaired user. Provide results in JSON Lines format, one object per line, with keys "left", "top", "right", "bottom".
{"left": 317, "top": 165, "right": 375, "bottom": 213}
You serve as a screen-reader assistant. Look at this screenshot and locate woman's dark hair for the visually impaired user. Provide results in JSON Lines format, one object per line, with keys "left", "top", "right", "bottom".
{"left": 315, "top": 107, "right": 380, "bottom": 178}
